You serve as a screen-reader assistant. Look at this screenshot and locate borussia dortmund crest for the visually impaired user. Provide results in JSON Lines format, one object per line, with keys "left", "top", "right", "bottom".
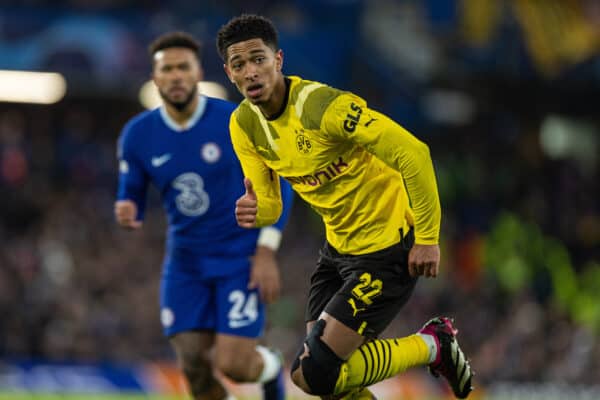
{"left": 295, "top": 130, "right": 312, "bottom": 154}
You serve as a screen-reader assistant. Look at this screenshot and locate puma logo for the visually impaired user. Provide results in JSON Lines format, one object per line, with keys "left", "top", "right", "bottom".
{"left": 348, "top": 298, "right": 366, "bottom": 316}
{"left": 365, "top": 118, "right": 377, "bottom": 127}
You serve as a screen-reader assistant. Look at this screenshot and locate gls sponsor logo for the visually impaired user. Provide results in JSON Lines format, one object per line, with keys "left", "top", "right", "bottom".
{"left": 343, "top": 102, "right": 362, "bottom": 132}
{"left": 286, "top": 157, "right": 348, "bottom": 186}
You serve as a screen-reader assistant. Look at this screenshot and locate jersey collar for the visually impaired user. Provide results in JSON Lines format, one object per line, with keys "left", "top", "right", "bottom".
{"left": 265, "top": 77, "right": 291, "bottom": 121}
{"left": 159, "top": 95, "right": 207, "bottom": 132}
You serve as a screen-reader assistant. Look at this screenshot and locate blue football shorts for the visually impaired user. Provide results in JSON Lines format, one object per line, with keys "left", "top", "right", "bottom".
{"left": 159, "top": 253, "right": 265, "bottom": 338}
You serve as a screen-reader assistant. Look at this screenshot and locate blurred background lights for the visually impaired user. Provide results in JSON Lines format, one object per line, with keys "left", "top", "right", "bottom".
{"left": 139, "top": 80, "right": 228, "bottom": 109}
{"left": 0, "top": 70, "right": 66, "bottom": 104}
{"left": 540, "top": 114, "right": 598, "bottom": 170}
{"left": 422, "top": 89, "right": 475, "bottom": 125}
{"left": 540, "top": 115, "right": 571, "bottom": 158}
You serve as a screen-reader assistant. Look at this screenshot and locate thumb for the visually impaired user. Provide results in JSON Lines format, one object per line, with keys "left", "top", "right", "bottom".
{"left": 244, "top": 177, "right": 256, "bottom": 199}
{"left": 248, "top": 271, "right": 257, "bottom": 290}
{"left": 248, "top": 279, "right": 257, "bottom": 290}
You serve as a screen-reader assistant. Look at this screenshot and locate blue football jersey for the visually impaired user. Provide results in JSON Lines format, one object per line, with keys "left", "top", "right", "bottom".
{"left": 116, "top": 96, "right": 292, "bottom": 267}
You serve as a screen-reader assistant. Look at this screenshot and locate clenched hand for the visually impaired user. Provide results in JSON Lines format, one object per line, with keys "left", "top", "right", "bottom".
{"left": 408, "top": 243, "right": 440, "bottom": 278}
{"left": 249, "top": 246, "right": 281, "bottom": 304}
{"left": 114, "top": 200, "right": 143, "bottom": 229}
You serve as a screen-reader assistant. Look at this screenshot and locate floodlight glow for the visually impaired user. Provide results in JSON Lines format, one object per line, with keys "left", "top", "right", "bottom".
{"left": 139, "top": 81, "right": 228, "bottom": 110}
{"left": 540, "top": 116, "right": 570, "bottom": 158}
{"left": 0, "top": 70, "right": 66, "bottom": 104}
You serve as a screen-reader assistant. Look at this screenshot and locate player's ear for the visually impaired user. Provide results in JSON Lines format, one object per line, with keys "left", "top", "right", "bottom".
{"left": 150, "top": 63, "right": 156, "bottom": 82}
{"left": 150, "top": 55, "right": 160, "bottom": 82}
{"left": 197, "top": 63, "right": 205, "bottom": 81}
{"left": 275, "top": 49, "right": 283, "bottom": 72}
{"left": 223, "top": 64, "right": 235, "bottom": 84}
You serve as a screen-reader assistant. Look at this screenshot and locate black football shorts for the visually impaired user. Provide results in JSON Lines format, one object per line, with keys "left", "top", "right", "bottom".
{"left": 305, "top": 229, "right": 417, "bottom": 338}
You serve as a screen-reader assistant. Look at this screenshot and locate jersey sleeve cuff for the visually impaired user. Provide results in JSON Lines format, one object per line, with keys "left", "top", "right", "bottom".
{"left": 257, "top": 226, "right": 282, "bottom": 251}
{"left": 414, "top": 236, "right": 439, "bottom": 245}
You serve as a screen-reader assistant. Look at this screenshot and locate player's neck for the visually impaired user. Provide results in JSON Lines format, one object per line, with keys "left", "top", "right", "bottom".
{"left": 165, "top": 96, "right": 199, "bottom": 127}
{"left": 259, "top": 76, "right": 288, "bottom": 120}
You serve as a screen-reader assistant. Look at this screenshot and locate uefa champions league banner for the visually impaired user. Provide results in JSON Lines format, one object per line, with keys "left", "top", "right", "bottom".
{"left": 0, "top": 361, "right": 451, "bottom": 398}
{"left": 0, "top": 360, "right": 453, "bottom": 398}
{"left": 0, "top": 361, "right": 185, "bottom": 394}
{"left": 5, "top": 361, "right": 600, "bottom": 399}
{"left": 0, "top": 361, "right": 271, "bottom": 397}
{"left": 0, "top": 361, "right": 269, "bottom": 397}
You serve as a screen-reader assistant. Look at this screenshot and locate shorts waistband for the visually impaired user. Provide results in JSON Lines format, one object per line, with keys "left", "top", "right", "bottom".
{"left": 324, "top": 227, "right": 415, "bottom": 258}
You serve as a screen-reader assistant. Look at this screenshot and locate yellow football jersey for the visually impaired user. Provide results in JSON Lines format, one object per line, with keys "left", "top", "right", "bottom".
{"left": 230, "top": 76, "right": 440, "bottom": 255}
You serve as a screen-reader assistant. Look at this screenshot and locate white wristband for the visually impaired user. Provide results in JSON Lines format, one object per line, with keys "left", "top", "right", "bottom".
{"left": 257, "top": 226, "right": 282, "bottom": 251}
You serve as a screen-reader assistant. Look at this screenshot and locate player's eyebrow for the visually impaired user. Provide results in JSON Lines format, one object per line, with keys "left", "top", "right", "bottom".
{"left": 229, "top": 48, "right": 266, "bottom": 63}
{"left": 160, "top": 60, "right": 189, "bottom": 70}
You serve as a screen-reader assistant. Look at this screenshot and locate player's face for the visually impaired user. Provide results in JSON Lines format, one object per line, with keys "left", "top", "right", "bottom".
{"left": 224, "top": 38, "right": 283, "bottom": 108}
{"left": 153, "top": 47, "right": 203, "bottom": 110}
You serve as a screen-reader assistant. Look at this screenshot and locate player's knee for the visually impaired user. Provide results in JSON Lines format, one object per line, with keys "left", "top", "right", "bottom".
{"left": 290, "top": 366, "right": 312, "bottom": 393}
{"left": 214, "top": 350, "right": 251, "bottom": 382}
{"left": 290, "top": 319, "right": 343, "bottom": 395}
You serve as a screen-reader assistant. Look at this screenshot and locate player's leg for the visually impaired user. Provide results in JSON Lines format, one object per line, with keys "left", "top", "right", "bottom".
{"left": 214, "top": 334, "right": 284, "bottom": 392}
{"left": 290, "top": 245, "right": 370, "bottom": 399}
{"left": 327, "top": 231, "right": 474, "bottom": 398}
{"left": 331, "top": 316, "right": 473, "bottom": 398}
{"left": 291, "top": 231, "right": 473, "bottom": 397}
{"left": 170, "top": 331, "right": 228, "bottom": 400}
{"left": 213, "top": 269, "right": 285, "bottom": 400}
{"left": 160, "top": 269, "right": 230, "bottom": 400}
{"left": 294, "top": 319, "right": 376, "bottom": 400}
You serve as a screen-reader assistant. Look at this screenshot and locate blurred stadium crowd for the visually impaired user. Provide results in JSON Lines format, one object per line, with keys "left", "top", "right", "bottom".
{"left": 0, "top": 0, "right": 599, "bottom": 393}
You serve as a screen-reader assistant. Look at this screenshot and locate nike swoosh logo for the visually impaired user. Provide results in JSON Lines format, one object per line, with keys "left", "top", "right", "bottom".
{"left": 151, "top": 153, "right": 171, "bottom": 167}
{"left": 228, "top": 319, "right": 255, "bottom": 329}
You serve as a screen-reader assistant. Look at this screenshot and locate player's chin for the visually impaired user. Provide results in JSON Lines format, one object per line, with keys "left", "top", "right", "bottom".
{"left": 245, "top": 96, "right": 262, "bottom": 105}
{"left": 245, "top": 91, "right": 263, "bottom": 103}
{"left": 167, "top": 96, "right": 187, "bottom": 106}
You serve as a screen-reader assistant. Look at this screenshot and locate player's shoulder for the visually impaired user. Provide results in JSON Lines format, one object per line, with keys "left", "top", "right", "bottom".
{"left": 288, "top": 75, "right": 360, "bottom": 130}
{"left": 231, "top": 97, "right": 252, "bottom": 119}
{"left": 120, "top": 108, "right": 159, "bottom": 140}
{"left": 205, "top": 96, "right": 237, "bottom": 115}
{"left": 230, "top": 98, "right": 258, "bottom": 135}
{"left": 117, "top": 109, "right": 159, "bottom": 157}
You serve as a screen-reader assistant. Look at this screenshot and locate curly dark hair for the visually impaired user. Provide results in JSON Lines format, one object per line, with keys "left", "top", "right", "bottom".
{"left": 216, "top": 14, "right": 279, "bottom": 61}
{"left": 148, "top": 31, "right": 202, "bottom": 62}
